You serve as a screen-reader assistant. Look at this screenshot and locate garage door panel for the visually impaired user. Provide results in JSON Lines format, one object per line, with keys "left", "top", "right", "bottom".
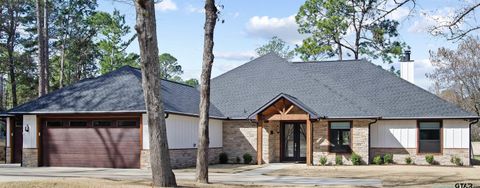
{"left": 42, "top": 118, "right": 140, "bottom": 168}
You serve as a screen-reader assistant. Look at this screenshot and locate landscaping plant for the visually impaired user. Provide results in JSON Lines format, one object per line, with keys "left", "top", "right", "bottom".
{"left": 351, "top": 153, "right": 362, "bottom": 165}
{"left": 373, "top": 155, "right": 383, "bottom": 165}
{"left": 219, "top": 152, "right": 228, "bottom": 164}
{"left": 425, "top": 154, "right": 435, "bottom": 165}
{"left": 405, "top": 157, "right": 412, "bottom": 165}
{"left": 319, "top": 156, "right": 328, "bottom": 166}
{"left": 243, "top": 153, "right": 253, "bottom": 164}
{"left": 335, "top": 156, "right": 343, "bottom": 165}
{"left": 236, "top": 156, "right": 241, "bottom": 164}
{"left": 383, "top": 154, "right": 393, "bottom": 164}
{"left": 450, "top": 156, "right": 463, "bottom": 166}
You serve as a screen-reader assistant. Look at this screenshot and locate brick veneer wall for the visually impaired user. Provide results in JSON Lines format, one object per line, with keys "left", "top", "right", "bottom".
{"left": 140, "top": 148, "right": 223, "bottom": 169}
{"left": 312, "top": 120, "right": 370, "bottom": 165}
{"left": 5, "top": 147, "right": 11, "bottom": 163}
{"left": 371, "top": 148, "right": 470, "bottom": 166}
{"left": 22, "top": 148, "right": 38, "bottom": 167}
{"left": 222, "top": 120, "right": 258, "bottom": 163}
{"left": 0, "top": 146, "right": 5, "bottom": 162}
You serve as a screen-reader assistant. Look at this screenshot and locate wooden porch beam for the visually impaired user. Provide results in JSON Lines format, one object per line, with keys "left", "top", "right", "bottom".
{"left": 306, "top": 118, "right": 313, "bottom": 166}
{"left": 267, "top": 114, "right": 309, "bottom": 121}
{"left": 256, "top": 115, "right": 263, "bottom": 165}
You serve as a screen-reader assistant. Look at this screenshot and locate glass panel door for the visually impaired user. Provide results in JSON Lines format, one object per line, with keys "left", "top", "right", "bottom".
{"left": 299, "top": 123, "right": 306, "bottom": 158}
{"left": 284, "top": 123, "right": 295, "bottom": 158}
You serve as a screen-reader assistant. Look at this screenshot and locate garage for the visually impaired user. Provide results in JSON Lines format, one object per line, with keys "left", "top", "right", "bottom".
{"left": 41, "top": 117, "right": 141, "bottom": 168}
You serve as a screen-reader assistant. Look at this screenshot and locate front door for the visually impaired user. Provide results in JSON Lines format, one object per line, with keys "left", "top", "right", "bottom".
{"left": 12, "top": 118, "right": 23, "bottom": 163}
{"left": 281, "top": 122, "right": 306, "bottom": 162}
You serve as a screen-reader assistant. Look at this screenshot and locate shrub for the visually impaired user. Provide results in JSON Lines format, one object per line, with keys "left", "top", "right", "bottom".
{"left": 351, "top": 153, "right": 362, "bottom": 165}
{"left": 335, "top": 156, "right": 343, "bottom": 165}
{"left": 219, "top": 152, "right": 228, "bottom": 164}
{"left": 450, "top": 156, "right": 463, "bottom": 166}
{"left": 236, "top": 156, "right": 241, "bottom": 164}
{"left": 425, "top": 154, "right": 435, "bottom": 165}
{"left": 405, "top": 157, "right": 412, "bottom": 165}
{"left": 383, "top": 154, "right": 393, "bottom": 164}
{"left": 243, "top": 153, "right": 253, "bottom": 164}
{"left": 373, "top": 155, "right": 383, "bottom": 165}
{"left": 319, "top": 156, "right": 328, "bottom": 166}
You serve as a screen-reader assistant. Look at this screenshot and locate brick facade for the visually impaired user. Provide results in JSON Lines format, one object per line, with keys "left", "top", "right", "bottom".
{"left": 371, "top": 148, "right": 470, "bottom": 166}
{"left": 0, "top": 146, "right": 5, "bottom": 162}
{"left": 5, "top": 147, "right": 11, "bottom": 163}
{"left": 312, "top": 120, "right": 370, "bottom": 165}
{"left": 140, "top": 148, "right": 223, "bottom": 169}
{"left": 22, "top": 148, "right": 38, "bottom": 167}
{"left": 222, "top": 120, "right": 258, "bottom": 163}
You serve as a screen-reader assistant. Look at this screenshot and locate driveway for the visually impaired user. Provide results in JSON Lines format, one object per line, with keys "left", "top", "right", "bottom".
{"left": 0, "top": 163, "right": 382, "bottom": 187}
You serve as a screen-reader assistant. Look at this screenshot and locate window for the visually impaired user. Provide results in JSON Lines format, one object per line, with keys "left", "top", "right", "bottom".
{"left": 69, "top": 121, "right": 87, "bottom": 127}
{"left": 93, "top": 121, "right": 113, "bottom": 127}
{"left": 329, "top": 122, "right": 351, "bottom": 153}
{"left": 418, "top": 121, "right": 441, "bottom": 153}
{"left": 118, "top": 120, "right": 137, "bottom": 127}
{"left": 46, "top": 121, "right": 63, "bottom": 127}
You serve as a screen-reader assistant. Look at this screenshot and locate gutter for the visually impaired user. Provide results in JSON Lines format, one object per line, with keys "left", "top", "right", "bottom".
{"left": 368, "top": 118, "right": 379, "bottom": 165}
{"left": 469, "top": 119, "right": 479, "bottom": 166}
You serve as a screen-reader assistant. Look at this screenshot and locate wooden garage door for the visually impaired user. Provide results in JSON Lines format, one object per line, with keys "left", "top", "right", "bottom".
{"left": 42, "top": 118, "right": 141, "bottom": 168}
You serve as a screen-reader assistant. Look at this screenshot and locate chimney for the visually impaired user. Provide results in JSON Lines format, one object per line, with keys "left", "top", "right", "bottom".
{"left": 400, "top": 50, "right": 414, "bottom": 84}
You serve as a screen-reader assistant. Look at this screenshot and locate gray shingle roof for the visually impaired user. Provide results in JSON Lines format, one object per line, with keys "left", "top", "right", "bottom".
{"left": 8, "top": 66, "right": 224, "bottom": 118}
{"left": 210, "top": 53, "right": 476, "bottom": 119}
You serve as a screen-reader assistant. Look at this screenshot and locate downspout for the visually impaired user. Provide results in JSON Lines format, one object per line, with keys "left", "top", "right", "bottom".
{"left": 368, "top": 118, "right": 379, "bottom": 164}
{"left": 469, "top": 119, "right": 479, "bottom": 166}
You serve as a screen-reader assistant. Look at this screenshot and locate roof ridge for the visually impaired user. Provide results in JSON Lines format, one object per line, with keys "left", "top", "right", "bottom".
{"left": 292, "top": 59, "right": 367, "bottom": 64}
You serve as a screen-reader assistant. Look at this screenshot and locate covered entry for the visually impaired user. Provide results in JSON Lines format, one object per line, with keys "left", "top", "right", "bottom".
{"left": 249, "top": 93, "right": 318, "bottom": 165}
{"left": 40, "top": 115, "right": 141, "bottom": 168}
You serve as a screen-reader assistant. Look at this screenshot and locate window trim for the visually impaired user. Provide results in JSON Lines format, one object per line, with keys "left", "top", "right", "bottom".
{"left": 417, "top": 120, "right": 443, "bottom": 155}
{"left": 328, "top": 121, "right": 352, "bottom": 153}
{"left": 92, "top": 120, "right": 114, "bottom": 127}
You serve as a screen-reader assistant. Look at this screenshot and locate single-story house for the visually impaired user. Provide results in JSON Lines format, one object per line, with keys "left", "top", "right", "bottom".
{"left": 2, "top": 53, "right": 478, "bottom": 168}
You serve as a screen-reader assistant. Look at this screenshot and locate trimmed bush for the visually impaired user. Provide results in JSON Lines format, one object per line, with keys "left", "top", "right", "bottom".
{"left": 243, "top": 153, "right": 253, "bottom": 164}
{"left": 236, "top": 156, "right": 241, "bottom": 164}
{"left": 219, "top": 152, "right": 228, "bottom": 164}
{"left": 425, "top": 154, "right": 435, "bottom": 165}
{"left": 450, "top": 156, "right": 463, "bottom": 166}
{"left": 383, "top": 154, "right": 393, "bottom": 164}
{"left": 351, "top": 153, "right": 362, "bottom": 165}
{"left": 373, "top": 155, "right": 383, "bottom": 165}
{"left": 405, "top": 157, "right": 412, "bottom": 165}
{"left": 319, "top": 156, "right": 328, "bottom": 166}
{"left": 335, "top": 156, "right": 343, "bottom": 165}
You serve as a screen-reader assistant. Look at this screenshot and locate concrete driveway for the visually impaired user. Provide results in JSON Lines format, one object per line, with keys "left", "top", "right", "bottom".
{"left": 0, "top": 163, "right": 382, "bottom": 187}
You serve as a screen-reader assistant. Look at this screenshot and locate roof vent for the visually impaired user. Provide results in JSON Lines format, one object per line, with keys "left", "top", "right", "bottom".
{"left": 400, "top": 50, "right": 414, "bottom": 84}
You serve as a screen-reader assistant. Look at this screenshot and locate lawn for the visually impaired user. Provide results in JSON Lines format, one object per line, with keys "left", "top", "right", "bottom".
{"left": 473, "top": 155, "right": 480, "bottom": 165}
{"left": 266, "top": 165, "right": 480, "bottom": 187}
{"left": 174, "top": 164, "right": 261, "bottom": 174}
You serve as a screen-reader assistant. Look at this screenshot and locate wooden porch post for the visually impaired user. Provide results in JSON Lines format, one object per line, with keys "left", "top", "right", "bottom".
{"left": 256, "top": 115, "right": 263, "bottom": 165}
{"left": 306, "top": 117, "right": 312, "bottom": 165}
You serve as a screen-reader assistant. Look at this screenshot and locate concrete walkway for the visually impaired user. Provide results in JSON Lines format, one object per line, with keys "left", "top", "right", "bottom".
{"left": 0, "top": 163, "right": 382, "bottom": 187}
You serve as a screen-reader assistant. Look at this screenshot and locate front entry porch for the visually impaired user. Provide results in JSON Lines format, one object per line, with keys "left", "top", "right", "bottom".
{"left": 249, "top": 93, "right": 317, "bottom": 165}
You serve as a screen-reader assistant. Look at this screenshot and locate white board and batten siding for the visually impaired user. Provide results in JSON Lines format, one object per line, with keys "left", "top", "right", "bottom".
{"left": 23, "top": 115, "right": 37, "bottom": 149}
{"left": 371, "top": 120, "right": 470, "bottom": 149}
{"left": 443, "top": 120, "right": 469, "bottom": 149}
{"left": 142, "top": 114, "right": 223, "bottom": 150}
{"left": 371, "top": 120, "right": 417, "bottom": 148}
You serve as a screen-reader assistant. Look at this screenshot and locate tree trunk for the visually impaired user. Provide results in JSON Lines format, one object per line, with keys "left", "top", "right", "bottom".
{"left": 36, "top": 0, "right": 47, "bottom": 97}
{"left": 337, "top": 42, "right": 343, "bottom": 60}
{"left": 134, "top": 0, "right": 177, "bottom": 187}
{"left": 196, "top": 0, "right": 218, "bottom": 183}
{"left": 7, "top": 1, "right": 17, "bottom": 107}
{"left": 60, "top": 39, "right": 65, "bottom": 87}
{"left": 43, "top": 0, "right": 49, "bottom": 93}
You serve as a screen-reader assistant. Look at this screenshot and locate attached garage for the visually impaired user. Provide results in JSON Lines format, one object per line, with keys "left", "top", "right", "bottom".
{"left": 40, "top": 116, "right": 141, "bottom": 168}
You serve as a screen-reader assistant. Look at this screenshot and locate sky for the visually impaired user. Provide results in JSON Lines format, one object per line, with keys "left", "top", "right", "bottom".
{"left": 97, "top": 0, "right": 470, "bottom": 91}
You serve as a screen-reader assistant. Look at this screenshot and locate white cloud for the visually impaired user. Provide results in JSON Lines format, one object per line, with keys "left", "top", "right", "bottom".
{"left": 408, "top": 8, "right": 455, "bottom": 33}
{"left": 186, "top": 4, "right": 204, "bottom": 14}
{"left": 214, "top": 51, "right": 256, "bottom": 61}
{"left": 245, "top": 15, "right": 305, "bottom": 45}
{"left": 386, "top": 7, "right": 411, "bottom": 21}
{"left": 155, "top": 0, "right": 177, "bottom": 12}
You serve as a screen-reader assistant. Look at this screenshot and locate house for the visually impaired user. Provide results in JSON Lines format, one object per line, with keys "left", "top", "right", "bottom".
{"left": 2, "top": 53, "right": 478, "bottom": 168}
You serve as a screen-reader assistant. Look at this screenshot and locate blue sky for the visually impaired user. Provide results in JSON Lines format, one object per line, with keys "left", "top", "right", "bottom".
{"left": 98, "top": 0, "right": 465, "bottom": 91}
